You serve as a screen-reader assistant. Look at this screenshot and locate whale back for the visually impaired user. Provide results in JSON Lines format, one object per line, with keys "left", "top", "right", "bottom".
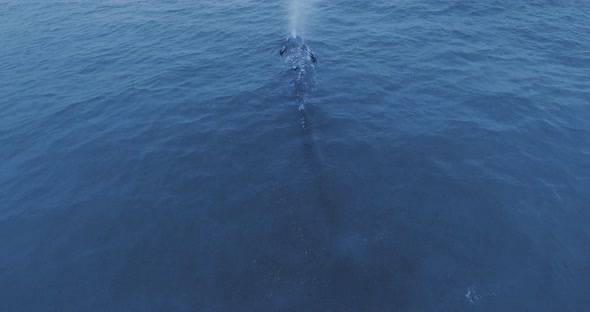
{"left": 280, "top": 35, "right": 316, "bottom": 103}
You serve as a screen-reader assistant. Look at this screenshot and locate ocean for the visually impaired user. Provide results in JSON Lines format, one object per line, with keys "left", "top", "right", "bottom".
{"left": 1, "top": 0, "right": 589, "bottom": 311}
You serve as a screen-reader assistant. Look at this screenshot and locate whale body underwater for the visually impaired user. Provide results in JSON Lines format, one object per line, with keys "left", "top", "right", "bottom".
{"left": 277, "top": 35, "right": 338, "bottom": 247}
{"left": 278, "top": 35, "right": 317, "bottom": 132}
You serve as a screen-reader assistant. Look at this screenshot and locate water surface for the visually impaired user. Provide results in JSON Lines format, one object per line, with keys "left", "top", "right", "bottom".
{"left": 1, "top": 0, "right": 589, "bottom": 311}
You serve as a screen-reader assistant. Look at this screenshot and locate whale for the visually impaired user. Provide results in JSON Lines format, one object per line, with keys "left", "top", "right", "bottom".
{"left": 279, "top": 35, "right": 317, "bottom": 66}
{"left": 278, "top": 35, "right": 317, "bottom": 86}
{"left": 277, "top": 34, "right": 336, "bottom": 246}
{"left": 277, "top": 35, "right": 318, "bottom": 133}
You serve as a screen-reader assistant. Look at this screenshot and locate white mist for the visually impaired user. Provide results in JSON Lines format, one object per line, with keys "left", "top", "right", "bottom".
{"left": 289, "top": 0, "right": 304, "bottom": 37}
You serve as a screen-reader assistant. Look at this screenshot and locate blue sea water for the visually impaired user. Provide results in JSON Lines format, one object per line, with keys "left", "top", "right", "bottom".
{"left": 1, "top": 0, "right": 590, "bottom": 310}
